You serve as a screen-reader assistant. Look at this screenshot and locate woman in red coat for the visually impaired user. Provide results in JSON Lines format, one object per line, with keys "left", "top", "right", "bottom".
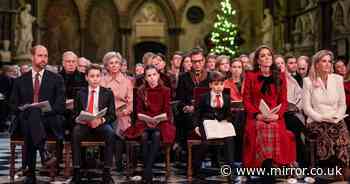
{"left": 243, "top": 46, "right": 296, "bottom": 181}
{"left": 124, "top": 64, "right": 175, "bottom": 183}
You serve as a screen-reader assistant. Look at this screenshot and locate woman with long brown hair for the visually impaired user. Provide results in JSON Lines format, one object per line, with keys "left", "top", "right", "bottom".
{"left": 243, "top": 45, "right": 296, "bottom": 182}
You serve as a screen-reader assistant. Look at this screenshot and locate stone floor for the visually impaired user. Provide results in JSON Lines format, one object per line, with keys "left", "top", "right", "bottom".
{"left": 0, "top": 132, "right": 347, "bottom": 184}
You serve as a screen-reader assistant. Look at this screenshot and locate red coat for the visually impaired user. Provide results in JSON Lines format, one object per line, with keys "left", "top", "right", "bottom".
{"left": 124, "top": 85, "right": 176, "bottom": 144}
{"left": 224, "top": 79, "right": 244, "bottom": 101}
{"left": 243, "top": 71, "right": 296, "bottom": 167}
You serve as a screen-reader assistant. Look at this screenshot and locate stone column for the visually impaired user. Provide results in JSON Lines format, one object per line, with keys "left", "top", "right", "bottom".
{"left": 168, "top": 27, "right": 182, "bottom": 56}
{"left": 119, "top": 27, "right": 132, "bottom": 65}
{"left": 319, "top": 0, "right": 332, "bottom": 50}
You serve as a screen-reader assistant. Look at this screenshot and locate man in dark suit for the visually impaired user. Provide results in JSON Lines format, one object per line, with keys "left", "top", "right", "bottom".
{"left": 71, "top": 64, "right": 116, "bottom": 184}
{"left": 9, "top": 45, "right": 65, "bottom": 184}
{"left": 175, "top": 47, "right": 210, "bottom": 148}
{"left": 0, "top": 67, "right": 13, "bottom": 131}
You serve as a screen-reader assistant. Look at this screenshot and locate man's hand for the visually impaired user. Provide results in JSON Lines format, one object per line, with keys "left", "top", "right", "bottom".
{"left": 194, "top": 126, "right": 201, "bottom": 137}
{"left": 89, "top": 118, "right": 103, "bottom": 128}
{"left": 183, "top": 105, "right": 194, "bottom": 113}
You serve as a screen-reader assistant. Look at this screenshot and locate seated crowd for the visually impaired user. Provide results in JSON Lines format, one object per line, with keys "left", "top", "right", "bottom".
{"left": 1, "top": 44, "right": 350, "bottom": 184}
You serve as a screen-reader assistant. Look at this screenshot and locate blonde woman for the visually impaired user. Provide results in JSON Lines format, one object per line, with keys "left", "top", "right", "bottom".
{"left": 303, "top": 50, "right": 350, "bottom": 179}
{"left": 101, "top": 51, "right": 133, "bottom": 171}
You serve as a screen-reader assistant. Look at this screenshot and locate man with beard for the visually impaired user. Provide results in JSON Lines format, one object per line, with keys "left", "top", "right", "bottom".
{"left": 10, "top": 45, "right": 65, "bottom": 183}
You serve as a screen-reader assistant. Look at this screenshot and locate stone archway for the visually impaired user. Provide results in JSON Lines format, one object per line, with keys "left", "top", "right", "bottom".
{"left": 125, "top": 0, "right": 179, "bottom": 66}
{"left": 133, "top": 41, "right": 167, "bottom": 63}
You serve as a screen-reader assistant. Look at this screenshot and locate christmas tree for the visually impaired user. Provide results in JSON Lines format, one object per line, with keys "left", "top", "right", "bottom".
{"left": 210, "top": 0, "right": 239, "bottom": 57}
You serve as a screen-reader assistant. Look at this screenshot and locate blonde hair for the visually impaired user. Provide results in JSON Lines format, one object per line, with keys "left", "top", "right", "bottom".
{"left": 62, "top": 51, "right": 78, "bottom": 61}
{"left": 102, "top": 51, "right": 122, "bottom": 69}
{"left": 308, "top": 50, "right": 334, "bottom": 83}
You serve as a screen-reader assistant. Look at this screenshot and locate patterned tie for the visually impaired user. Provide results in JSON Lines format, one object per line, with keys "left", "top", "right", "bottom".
{"left": 215, "top": 94, "right": 221, "bottom": 108}
{"left": 87, "top": 90, "right": 95, "bottom": 113}
{"left": 33, "top": 73, "right": 40, "bottom": 103}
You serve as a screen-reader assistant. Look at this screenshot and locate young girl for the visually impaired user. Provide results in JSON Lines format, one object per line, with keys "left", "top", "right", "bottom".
{"left": 124, "top": 65, "right": 175, "bottom": 183}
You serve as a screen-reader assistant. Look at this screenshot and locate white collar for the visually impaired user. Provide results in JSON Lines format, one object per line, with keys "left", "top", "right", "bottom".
{"left": 210, "top": 91, "right": 222, "bottom": 97}
{"left": 88, "top": 86, "right": 100, "bottom": 94}
{"left": 32, "top": 69, "right": 45, "bottom": 78}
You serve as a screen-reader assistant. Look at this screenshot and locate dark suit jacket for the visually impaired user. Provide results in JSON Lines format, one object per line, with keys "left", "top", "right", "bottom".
{"left": 73, "top": 86, "right": 116, "bottom": 126}
{"left": 176, "top": 71, "right": 210, "bottom": 110}
{"left": 194, "top": 92, "right": 232, "bottom": 128}
{"left": 9, "top": 70, "right": 66, "bottom": 136}
{"left": 59, "top": 69, "right": 87, "bottom": 99}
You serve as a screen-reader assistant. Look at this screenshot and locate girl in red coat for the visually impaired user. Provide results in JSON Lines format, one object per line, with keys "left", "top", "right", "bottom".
{"left": 243, "top": 46, "right": 296, "bottom": 181}
{"left": 124, "top": 64, "right": 175, "bottom": 183}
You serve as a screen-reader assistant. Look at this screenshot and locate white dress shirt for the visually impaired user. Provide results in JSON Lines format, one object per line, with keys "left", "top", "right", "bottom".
{"left": 286, "top": 72, "right": 303, "bottom": 110}
{"left": 303, "top": 74, "right": 346, "bottom": 123}
{"left": 32, "top": 69, "right": 45, "bottom": 86}
{"left": 87, "top": 86, "right": 100, "bottom": 114}
{"left": 210, "top": 91, "right": 223, "bottom": 108}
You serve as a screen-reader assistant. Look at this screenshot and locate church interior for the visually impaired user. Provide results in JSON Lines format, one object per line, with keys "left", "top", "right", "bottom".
{"left": 1, "top": 0, "right": 350, "bottom": 184}
{"left": 1, "top": 0, "right": 349, "bottom": 66}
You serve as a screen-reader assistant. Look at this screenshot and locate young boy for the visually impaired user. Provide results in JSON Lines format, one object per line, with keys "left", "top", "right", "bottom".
{"left": 71, "top": 64, "right": 116, "bottom": 184}
{"left": 192, "top": 71, "right": 235, "bottom": 178}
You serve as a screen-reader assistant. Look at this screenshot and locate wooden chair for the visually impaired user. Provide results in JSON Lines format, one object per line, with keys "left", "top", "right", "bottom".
{"left": 9, "top": 135, "right": 60, "bottom": 183}
{"left": 186, "top": 87, "right": 231, "bottom": 179}
{"left": 125, "top": 139, "right": 172, "bottom": 179}
{"left": 186, "top": 138, "right": 224, "bottom": 178}
{"left": 63, "top": 136, "right": 105, "bottom": 177}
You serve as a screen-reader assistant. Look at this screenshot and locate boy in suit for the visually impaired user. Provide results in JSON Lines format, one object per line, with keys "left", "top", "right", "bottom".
{"left": 192, "top": 71, "right": 235, "bottom": 179}
{"left": 71, "top": 64, "right": 116, "bottom": 184}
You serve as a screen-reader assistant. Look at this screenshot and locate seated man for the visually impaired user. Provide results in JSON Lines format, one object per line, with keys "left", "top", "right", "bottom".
{"left": 71, "top": 64, "right": 116, "bottom": 184}
{"left": 9, "top": 45, "right": 64, "bottom": 184}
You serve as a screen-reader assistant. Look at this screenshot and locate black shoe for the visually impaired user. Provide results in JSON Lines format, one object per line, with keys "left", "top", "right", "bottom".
{"left": 102, "top": 175, "right": 114, "bottom": 184}
{"left": 70, "top": 168, "right": 81, "bottom": 184}
{"left": 23, "top": 174, "right": 36, "bottom": 184}
{"left": 102, "top": 169, "right": 114, "bottom": 184}
{"left": 41, "top": 151, "right": 57, "bottom": 167}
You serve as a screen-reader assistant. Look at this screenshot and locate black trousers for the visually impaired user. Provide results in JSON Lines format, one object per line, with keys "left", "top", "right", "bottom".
{"left": 193, "top": 124, "right": 235, "bottom": 172}
{"left": 142, "top": 128, "right": 161, "bottom": 181}
{"left": 72, "top": 124, "right": 115, "bottom": 168}
{"left": 284, "top": 112, "right": 308, "bottom": 167}
{"left": 18, "top": 107, "right": 63, "bottom": 171}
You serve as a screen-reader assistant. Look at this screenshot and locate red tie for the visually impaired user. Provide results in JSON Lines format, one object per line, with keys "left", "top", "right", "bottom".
{"left": 215, "top": 94, "right": 221, "bottom": 108}
{"left": 33, "top": 73, "right": 40, "bottom": 103}
{"left": 88, "top": 90, "right": 95, "bottom": 113}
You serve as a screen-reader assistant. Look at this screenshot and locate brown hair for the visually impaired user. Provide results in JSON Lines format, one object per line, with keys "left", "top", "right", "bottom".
{"left": 253, "top": 45, "right": 281, "bottom": 88}
{"left": 86, "top": 64, "right": 102, "bottom": 75}
{"left": 209, "top": 71, "right": 225, "bottom": 83}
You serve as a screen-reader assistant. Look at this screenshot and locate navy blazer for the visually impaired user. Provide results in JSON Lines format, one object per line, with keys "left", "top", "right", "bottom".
{"left": 194, "top": 92, "right": 232, "bottom": 128}
{"left": 9, "top": 70, "right": 66, "bottom": 137}
{"left": 73, "top": 86, "right": 116, "bottom": 126}
{"left": 9, "top": 70, "right": 66, "bottom": 116}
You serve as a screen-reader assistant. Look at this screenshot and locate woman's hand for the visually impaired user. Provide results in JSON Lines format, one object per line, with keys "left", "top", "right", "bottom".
{"left": 146, "top": 120, "right": 158, "bottom": 128}
{"left": 264, "top": 114, "right": 279, "bottom": 122}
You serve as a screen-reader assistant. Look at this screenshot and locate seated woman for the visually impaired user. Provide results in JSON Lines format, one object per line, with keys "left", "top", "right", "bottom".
{"left": 124, "top": 65, "right": 175, "bottom": 183}
{"left": 100, "top": 51, "right": 133, "bottom": 171}
{"left": 303, "top": 50, "right": 350, "bottom": 179}
{"left": 243, "top": 45, "right": 296, "bottom": 182}
{"left": 224, "top": 58, "right": 245, "bottom": 162}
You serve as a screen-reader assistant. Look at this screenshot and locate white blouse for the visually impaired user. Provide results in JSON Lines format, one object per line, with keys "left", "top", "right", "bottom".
{"left": 303, "top": 74, "right": 346, "bottom": 123}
